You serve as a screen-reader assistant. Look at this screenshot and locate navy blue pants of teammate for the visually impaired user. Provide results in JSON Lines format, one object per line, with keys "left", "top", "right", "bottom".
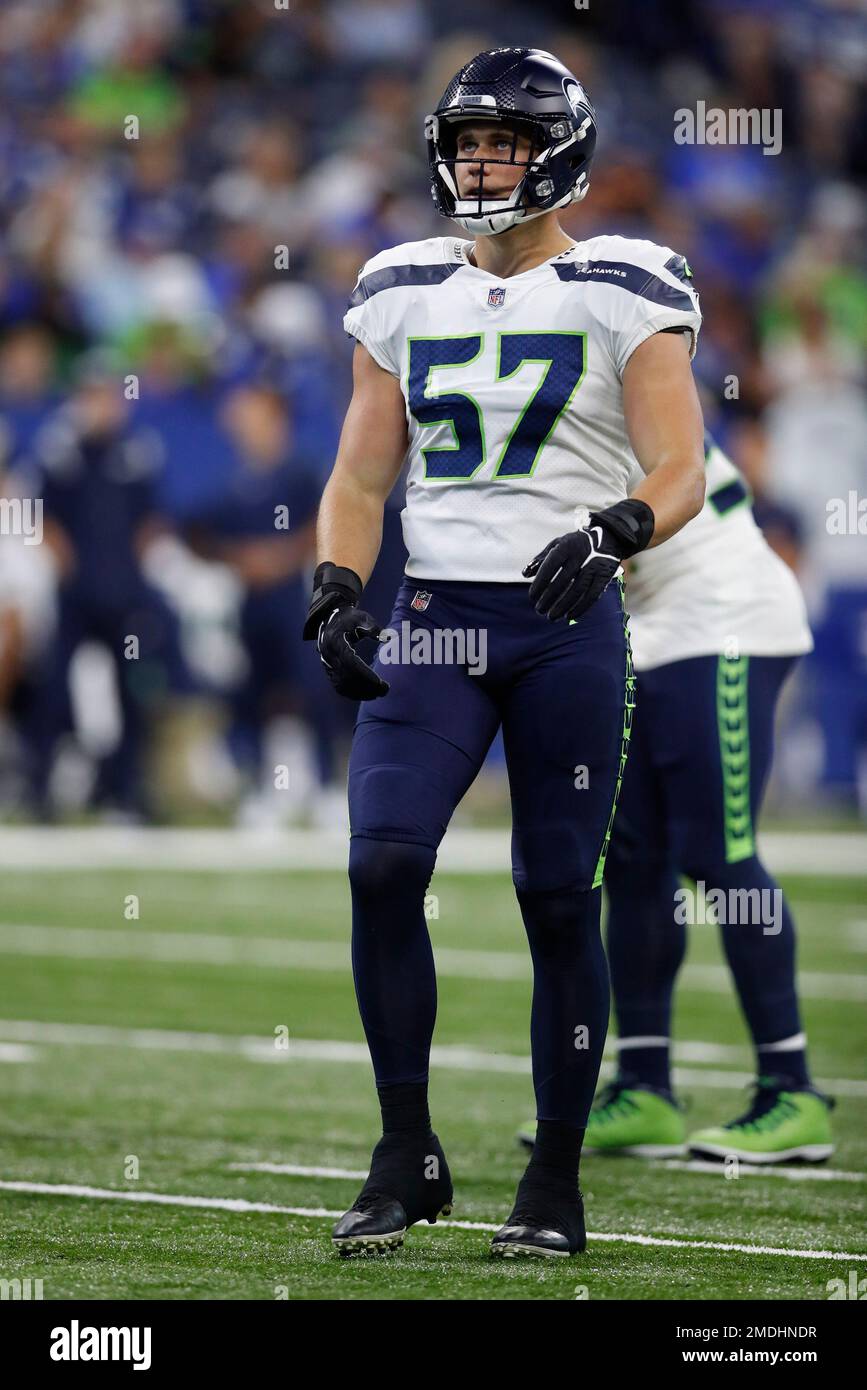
{"left": 347, "top": 576, "right": 632, "bottom": 1127}
{"left": 604, "top": 653, "right": 812, "bottom": 1092}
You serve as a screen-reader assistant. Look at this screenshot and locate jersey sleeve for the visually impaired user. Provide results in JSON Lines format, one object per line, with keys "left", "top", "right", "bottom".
{"left": 591, "top": 238, "right": 702, "bottom": 378}
{"left": 343, "top": 255, "right": 401, "bottom": 377}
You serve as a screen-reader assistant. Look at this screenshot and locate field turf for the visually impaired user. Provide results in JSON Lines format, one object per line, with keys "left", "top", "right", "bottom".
{"left": 0, "top": 864, "right": 864, "bottom": 1300}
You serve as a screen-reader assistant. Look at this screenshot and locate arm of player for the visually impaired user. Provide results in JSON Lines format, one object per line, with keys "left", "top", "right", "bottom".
{"left": 303, "top": 342, "right": 409, "bottom": 699}
{"left": 623, "top": 329, "right": 705, "bottom": 546}
{"left": 315, "top": 341, "right": 408, "bottom": 584}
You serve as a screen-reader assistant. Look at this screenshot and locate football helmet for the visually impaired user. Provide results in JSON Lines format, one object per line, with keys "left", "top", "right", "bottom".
{"left": 425, "top": 47, "right": 597, "bottom": 237}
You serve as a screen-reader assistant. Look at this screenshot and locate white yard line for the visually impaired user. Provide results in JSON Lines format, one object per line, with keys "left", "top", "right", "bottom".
{"left": 229, "top": 1162, "right": 369, "bottom": 1180}
{"left": 0, "top": 1179, "right": 864, "bottom": 1262}
{"left": 681, "top": 964, "right": 866, "bottom": 1002}
{"left": 0, "top": 826, "right": 864, "bottom": 876}
{"left": 1, "top": 923, "right": 864, "bottom": 1000}
{"left": 0, "top": 1018, "right": 865, "bottom": 1097}
{"left": 0, "top": 1043, "right": 34, "bottom": 1063}
{"left": 660, "top": 1160, "right": 865, "bottom": 1183}
{"left": 0, "top": 1018, "right": 278, "bottom": 1060}
{"left": 229, "top": 1159, "right": 866, "bottom": 1186}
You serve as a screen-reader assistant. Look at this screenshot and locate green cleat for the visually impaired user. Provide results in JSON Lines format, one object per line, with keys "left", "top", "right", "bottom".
{"left": 584, "top": 1081, "right": 687, "bottom": 1157}
{"left": 688, "top": 1076, "right": 835, "bottom": 1164}
{"left": 518, "top": 1081, "right": 687, "bottom": 1158}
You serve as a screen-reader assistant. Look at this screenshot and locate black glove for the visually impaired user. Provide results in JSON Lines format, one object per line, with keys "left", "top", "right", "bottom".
{"left": 523, "top": 499, "right": 655, "bottom": 623}
{"left": 302, "top": 562, "right": 389, "bottom": 701}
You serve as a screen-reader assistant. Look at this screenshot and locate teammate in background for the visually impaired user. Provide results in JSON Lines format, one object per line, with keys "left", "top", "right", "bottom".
{"left": 303, "top": 48, "right": 706, "bottom": 1257}
{"left": 518, "top": 434, "right": 834, "bottom": 1163}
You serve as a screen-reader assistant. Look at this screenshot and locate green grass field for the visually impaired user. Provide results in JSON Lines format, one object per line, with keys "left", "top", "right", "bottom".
{"left": 0, "top": 859, "right": 865, "bottom": 1300}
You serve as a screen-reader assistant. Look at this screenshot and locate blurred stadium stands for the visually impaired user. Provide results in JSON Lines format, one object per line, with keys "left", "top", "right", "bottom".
{"left": 0, "top": 0, "right": 864, "bottom": 824}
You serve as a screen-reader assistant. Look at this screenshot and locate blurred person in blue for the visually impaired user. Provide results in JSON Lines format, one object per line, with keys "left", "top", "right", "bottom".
{"left": 125, "top": 318, "right": 237, "bottom": 522}
{"left": 0, "top": 323, "right": 63, "bottom": 469}
{"left": 230, "top": 282, "right": 343, "bottom": 482}
{"left": 23, "top": 350, "right": 193, "bottom": 820}
{"left": 186, "top": 382, "right": 340, "bottom": 825}
{"left": 761, "top": 278, "right": 867, "bottom": 815}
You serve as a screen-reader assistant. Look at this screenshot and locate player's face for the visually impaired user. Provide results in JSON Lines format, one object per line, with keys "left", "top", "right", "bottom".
{"left": 453, "top": 122, "right": 535, "bottom": 201}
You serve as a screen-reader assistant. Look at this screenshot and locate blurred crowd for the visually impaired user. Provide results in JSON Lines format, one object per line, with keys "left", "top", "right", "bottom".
{"left": 0, "top": 0, "right": 865, "bottom": 824}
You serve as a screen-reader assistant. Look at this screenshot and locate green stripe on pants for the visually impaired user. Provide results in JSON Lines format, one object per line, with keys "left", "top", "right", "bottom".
{"left": 592, "top": 577, "right": 636, "bottom": 889}
{"left": 717, "top": 653, "right": 754, "bottom": 863}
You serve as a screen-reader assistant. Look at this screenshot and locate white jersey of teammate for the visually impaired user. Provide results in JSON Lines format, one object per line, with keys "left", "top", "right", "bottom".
{"left": 625, "top": 439, "right": 813, "bottom": 671}
{"left": 344, "top": 233, "right": 701, "bottom": 583}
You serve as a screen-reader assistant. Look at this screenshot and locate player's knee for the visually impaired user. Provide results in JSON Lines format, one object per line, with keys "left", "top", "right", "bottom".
{"left": 516, "top": 883, "right": 599, "bottom": 944}
{"left": 348, "top": 836, "right": 436, "bottom": 905}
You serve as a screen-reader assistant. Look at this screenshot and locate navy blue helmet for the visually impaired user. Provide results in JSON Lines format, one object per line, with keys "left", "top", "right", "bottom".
{"left": 425, "top": 47, "right": 597, "bottom": 236}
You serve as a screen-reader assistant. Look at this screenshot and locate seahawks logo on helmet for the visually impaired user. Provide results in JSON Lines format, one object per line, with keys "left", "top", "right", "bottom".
{"left": 563, "top": 79, "right": 589, "bottom": 119}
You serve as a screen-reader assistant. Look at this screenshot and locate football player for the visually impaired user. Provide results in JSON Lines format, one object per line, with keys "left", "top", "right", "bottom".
{"left": 304, "top": 47, "right": 706, "bottom": 1257}
{"left": 517, "top": 434, "right": 834, "bottom": 1163}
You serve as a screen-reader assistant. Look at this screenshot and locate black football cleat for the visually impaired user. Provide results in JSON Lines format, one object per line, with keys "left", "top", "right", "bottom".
{"left": 332, "top": 1131, "right": 453, "bottom": 1257}
{"left": 491, "top": 1185, "right": 586, "bottom": 1259}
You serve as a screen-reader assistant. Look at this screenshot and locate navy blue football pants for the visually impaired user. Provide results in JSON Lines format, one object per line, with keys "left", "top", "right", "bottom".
{"left": 605, "top": 653, "right": 806, "bottom": 1080}
{"left": 347, "top": 576, "right": 632, "bottom": 1126}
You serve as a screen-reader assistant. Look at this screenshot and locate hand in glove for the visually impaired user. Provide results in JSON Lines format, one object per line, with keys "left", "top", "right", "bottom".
{"left": 523, "top": 499, "right": 655, "bottom": 623}
{"left": 302, "top": 562, "right": 389, "bottom": 701}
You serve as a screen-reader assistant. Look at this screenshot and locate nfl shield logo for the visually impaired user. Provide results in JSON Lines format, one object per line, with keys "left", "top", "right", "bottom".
{"left": 411, "top": 590, "right": 432, "bottom": 613}
{"left": 487, "top": 286, "right": 506, "bottom": 308}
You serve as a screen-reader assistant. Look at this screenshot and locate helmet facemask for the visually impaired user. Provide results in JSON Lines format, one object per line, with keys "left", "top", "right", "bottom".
{"left": 425, "top": 105, "right": 595, "bottom": 237}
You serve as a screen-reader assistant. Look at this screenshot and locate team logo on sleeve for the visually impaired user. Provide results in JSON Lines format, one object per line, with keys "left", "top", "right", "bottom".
{"left": 487, "top": 286, "right": 507, "bottom": 308}
{"left": 411, "top": 590, "right": 432, "bottom": 612}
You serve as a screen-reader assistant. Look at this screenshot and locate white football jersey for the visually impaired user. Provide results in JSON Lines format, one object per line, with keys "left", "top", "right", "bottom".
{"left": 625, "top": 439, "right": 813, "bottom": 671}
{"left": 344, "top": 233, "right": 701, "bottom": 582}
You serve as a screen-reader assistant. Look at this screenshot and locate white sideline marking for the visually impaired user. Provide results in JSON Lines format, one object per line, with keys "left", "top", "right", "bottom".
{"left": 0, "top": 1018, "right": 278, "bottom": 1061}
{"left": 666, "top": 1066, "right": 867, "bottom": 1098}
{"left": 4, "top": 874, "right": 862, "bottom": 917}
{"left": 0, "top": 826, "right": 864, "bottom": 876}
{"left": 1, "top": 1018, "right": 865, "bottom": 1097}
{"left": 1, "top": 924, "right": 864, "bottom": 1001}
{"left": 0, "top": 1043, "right": 34, "bottom": 1063}
{"left": 231, "top": 1159, "right": 866, "bottom": 1186}
{"left": 580, "top": 1232, "right": 867, "bottom": 1260}
{"left": 0, "top": 1179, "right": 864, "bottom": 1262}
{"left": 683, "top": 964, "right": 867, "bottom": 1002}
{"left": 229, "top": 1162, "right": 368, "bottom": 1180}
{"left": 661, "top": 1160, "right": 865, "bottom": 1183}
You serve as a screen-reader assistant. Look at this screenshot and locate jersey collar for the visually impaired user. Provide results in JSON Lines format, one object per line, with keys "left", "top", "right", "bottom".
{"left": 452, "top": 237, "right": 581, "bottom": 281}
